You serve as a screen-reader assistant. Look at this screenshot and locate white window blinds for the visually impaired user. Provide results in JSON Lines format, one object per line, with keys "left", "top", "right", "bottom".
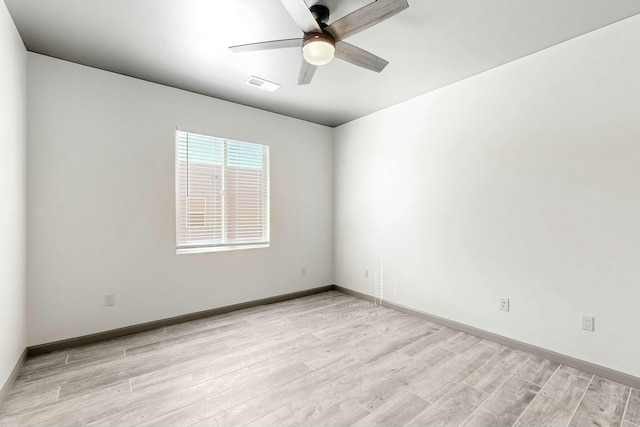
{"left": 176, "top": 131, "right": 270, "bottom": 252}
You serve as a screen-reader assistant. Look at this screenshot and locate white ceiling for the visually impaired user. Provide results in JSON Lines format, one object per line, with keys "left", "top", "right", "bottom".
{"left": 6, "top": 0, "right": 640, "bottom": 127}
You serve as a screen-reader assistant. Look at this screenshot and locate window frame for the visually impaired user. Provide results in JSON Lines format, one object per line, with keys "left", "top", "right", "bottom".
{"left": 175, "top": 130, "right": 270, "bottom": 254}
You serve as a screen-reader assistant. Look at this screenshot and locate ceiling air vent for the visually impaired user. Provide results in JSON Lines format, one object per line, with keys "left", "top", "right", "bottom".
{"left": 245, "top": 76, "right": 280, "bottom": 92}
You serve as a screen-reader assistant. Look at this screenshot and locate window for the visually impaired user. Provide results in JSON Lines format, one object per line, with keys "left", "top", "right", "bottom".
{"left": 176, "top": 131, "right": 270, "bottom": 253}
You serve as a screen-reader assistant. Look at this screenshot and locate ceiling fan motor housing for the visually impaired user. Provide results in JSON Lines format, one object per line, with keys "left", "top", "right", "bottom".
{"left": 303, "top": 31, "right": 334, "bottom": 45}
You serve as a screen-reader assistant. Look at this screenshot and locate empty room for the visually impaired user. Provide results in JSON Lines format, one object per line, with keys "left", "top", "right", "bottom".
{"left": 1, "top": 0, "right": 640, "bottom": 426}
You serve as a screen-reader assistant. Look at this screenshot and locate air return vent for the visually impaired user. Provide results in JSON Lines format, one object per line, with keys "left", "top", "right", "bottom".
{"left": 245, "top": 76, "right": 280, "bottom": 92}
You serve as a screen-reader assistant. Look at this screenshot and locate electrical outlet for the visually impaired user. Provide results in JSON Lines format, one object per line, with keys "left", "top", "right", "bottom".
{"left": 105, "top": 294, "right": 115, "bottom": 307}
{"left": 499, "top": 297, "right": 509, "bottom": 312}
{"left": 582, "top": 316, "right": 595, "bottom": 331}
{"left": 301, "top": 267, "right": 307, "bottom": 276}
{"left": 364, "top": 269, "right": 369, "bottom": 279}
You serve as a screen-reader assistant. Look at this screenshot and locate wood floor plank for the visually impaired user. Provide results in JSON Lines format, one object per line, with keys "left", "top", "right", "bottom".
{"left": 76, "top": 329, "right": 314, "bottom": 424}
{"left": 262, "top": 354, "right": 383, "bottom": 424}
{"left": 246, "top": 295, "right": 345, "bottom": 323}
{"left": 279, "top": 397, "right": 370, "bottom": 427}
{"left": 136, "top": 383, "right": 270, "bottom": 427}
{"left": 569, "top": 376, "right": 630, "bottom": 427}
{"left": 400, "top": 327, "right": 458, "bottom": 358}
{"left": 1, "top": 387, "right": 64, "bottom": 417}
{"left": 352, "top": 390, "right": 428, "bottom": 427}
{"left": 301, "top": 332, "right": 380, "bottom": 371}
{"left": 406, "top": 383, "right": 487, "bottom": 427}
{"left": 514, "top": 355, "right": 560, "bottom": 386}
{"left": 12, "top": 334, "right": 318, "bottom": 425}
{"left": 441, "top": 332, "right": 483, "bottom": 354}
{"left": 410, "top": 343, "right": 499, "bottom": 403}
{"left": 132, "top": 370, "right": 196, "bottom": 395}
{"left": 212, "top": 395, "right": 286, "bottom": 427}
{"left": 514, "top": 369, "right": 590, "bottom": 427}
{"left": 88, "top": 367, "right": 262, "bottom": 426}
{"left": 124, "top": 320, "right": 249, "bottom": 357}
{"left": 190, "top": 334, "right": 320, "bottom": 385}
{"left": 15, "top": 350, "right": 125, "bottom": 386}
{"left": 0, "top": 381, "right": 132, "bottom": 426}
{"left": 206, "top": 356, "right": 366, "bottom": 427}
{"left": 19, "top": 351, "right": 68, "bottom": 374}
{"left": 66, "top": 327, "right": 169, "bottom": 363}
{"left": 479, "top": 339, "right": 507, "bottom": 351}
{"left": 241, "top": 405, "right": 294, "bottom": 427}
{"left": 352, "top": 323, "right": 437, "bottom": 364}
{"left": 351, "top": 347, "right": 454, "bottom": 411}
{"left": 460, "top": 377, "right": 540, "bottom": 426}
{"left": 66, "top": 324, "right": 317, "bottom": 402}
{"left": 625, "top": 388, "right": 640, "bottom": 424}
{"left": 0, "top": 386, "right": 59, "bottom": 415}
{"left": 357, "top": 312, "right": 428, "bottom": 338}
{"left": 340, "top": 350, "right": 417, "bottom": 406}
{"left": 219, "top": 316, "right": 325, "bottom": 349}
{"left": 19, "top": 323, "right": 234, "bottom": 392}
{"left": 560, "top": 364, "right": 594, "bottom": 380}
{"left": 310, "top": 305, "right": 394, "bottom": 340}
{"left": 464, "top": 347, "right": 529, "bottom": 394}
{"left": 58, "top": 341, "right": 230, "bottom": 400}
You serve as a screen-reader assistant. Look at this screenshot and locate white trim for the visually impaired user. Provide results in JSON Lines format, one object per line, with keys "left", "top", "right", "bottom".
{"left": 176, "top": 243, "right": 269, "bottom": 254}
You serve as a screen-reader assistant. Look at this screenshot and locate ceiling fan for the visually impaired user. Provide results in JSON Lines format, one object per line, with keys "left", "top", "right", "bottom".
{"left": 229, "top": 0, "right": 409, "bottom": 85}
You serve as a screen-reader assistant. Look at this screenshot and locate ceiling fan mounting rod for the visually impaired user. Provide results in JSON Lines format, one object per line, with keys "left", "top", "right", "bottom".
{"left": 309, "top": 4, "right": 330, "bottom": 25}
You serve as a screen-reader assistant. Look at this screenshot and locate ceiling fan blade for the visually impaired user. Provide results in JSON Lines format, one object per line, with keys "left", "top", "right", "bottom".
{"left": 281, "top": 0, "right": 322, "bottom": 34}
{"left": 229, "top": 38, "right": 302, "bottom": 53}
{"left": 334, "top": 41, "right": 388, "bottom": 73}
{"left": 326, "top": 0, "right": 409, "bottom": 41}
{"left": 298, "top": 59, "right": 317, "bottom": 85}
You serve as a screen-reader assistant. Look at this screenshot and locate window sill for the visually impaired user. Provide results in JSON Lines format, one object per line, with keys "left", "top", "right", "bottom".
{"left": 176, "top": 244, "right": 269, "bottom": 254}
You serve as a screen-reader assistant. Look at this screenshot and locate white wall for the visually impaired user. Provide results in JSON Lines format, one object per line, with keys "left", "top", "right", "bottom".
{"left": 0, "top": 2, "right": 27, "bottom": 387}
{"left": 27, "top": 54, "right": 333, "bottom": 345}
{"left": 334, "top": 15, "right": 640, "bottom": 377}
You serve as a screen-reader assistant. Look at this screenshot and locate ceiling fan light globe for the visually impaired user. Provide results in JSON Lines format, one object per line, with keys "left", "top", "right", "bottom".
{"left": 303, "top": 38, "right": 335, "bottom": 66}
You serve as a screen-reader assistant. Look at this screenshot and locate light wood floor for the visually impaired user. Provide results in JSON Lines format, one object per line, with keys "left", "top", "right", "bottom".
{"left": 1, "top": 291, "right": 638, "bottom": 426}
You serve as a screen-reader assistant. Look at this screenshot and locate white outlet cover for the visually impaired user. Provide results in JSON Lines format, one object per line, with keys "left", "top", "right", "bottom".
{"left": 582, "top": 316, "right": 595, "bottom": 331}
{"left": 500, "top": 297, "right": 509, "bottom": 312}
{"left": 105, "top": 294, "right": 115, "bottom": 307}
